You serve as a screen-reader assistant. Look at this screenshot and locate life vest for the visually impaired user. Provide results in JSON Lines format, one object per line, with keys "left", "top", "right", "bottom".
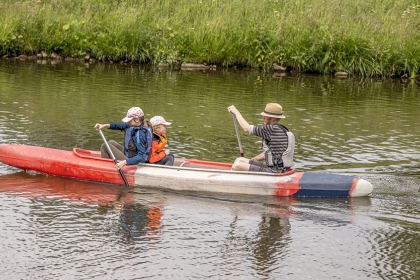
{"left": 124, "top": 125, "right": 153, "bottom": 159}
{"left": 148, "top": 134, "right": 168, "bottom": 163}
{"left": 264, "top": 124, "right": 295, "bottom": 171}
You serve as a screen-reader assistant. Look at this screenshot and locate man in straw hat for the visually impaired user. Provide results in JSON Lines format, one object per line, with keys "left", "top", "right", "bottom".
{"left": 227, "top": 103, "right": 295, "bottom": 173}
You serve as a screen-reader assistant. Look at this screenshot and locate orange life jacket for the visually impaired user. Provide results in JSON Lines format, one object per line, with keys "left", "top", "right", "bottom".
{"left": 148, "top": 134, "right": 168, "bottom": 163}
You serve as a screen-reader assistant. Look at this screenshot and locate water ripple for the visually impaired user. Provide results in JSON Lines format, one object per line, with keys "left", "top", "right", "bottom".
{"left": 1, "top": 61, "right": 420, "bottom": 279}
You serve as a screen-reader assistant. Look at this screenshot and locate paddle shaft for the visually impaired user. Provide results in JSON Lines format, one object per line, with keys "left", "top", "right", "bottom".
{"left": 232, "top": 114, "right": 244, "bottom": 157}
{"left": 99, "top": 129, "right": 130, "bottom": 187}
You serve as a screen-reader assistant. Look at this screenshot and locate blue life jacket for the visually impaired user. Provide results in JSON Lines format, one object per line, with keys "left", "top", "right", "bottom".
{"left": 124, "top": 125, "right": 153, "bottom": 160}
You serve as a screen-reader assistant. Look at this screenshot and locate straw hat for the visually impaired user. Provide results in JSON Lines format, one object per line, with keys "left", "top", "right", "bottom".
{"left": 260, "top": 103, "right": 286, "bottom": 119}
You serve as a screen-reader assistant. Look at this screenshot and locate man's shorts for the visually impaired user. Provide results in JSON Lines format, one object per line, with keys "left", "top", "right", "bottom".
{"left": 248, "top": 159, "right": 290, "bottom": 173}
{"left": 248, "top": 159, "right": 274, "bottom": 173}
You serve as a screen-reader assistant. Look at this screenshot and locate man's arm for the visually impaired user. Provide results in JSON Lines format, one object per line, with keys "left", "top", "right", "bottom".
{"left": 252, "top": 152, "right": 265, "bottom": 162}
{"left": 227, "top": 105, "right": 251, "bottom": 132}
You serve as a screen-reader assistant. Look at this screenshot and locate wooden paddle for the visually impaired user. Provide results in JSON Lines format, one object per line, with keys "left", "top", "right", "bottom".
{"left": 232, "top": 114, "right": 244, "bottom": 157}
{"left": 98, "top": 129, "right": 130, "bottom": 187}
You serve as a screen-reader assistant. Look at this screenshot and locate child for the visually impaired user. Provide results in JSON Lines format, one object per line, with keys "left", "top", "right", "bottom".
{"left": 95, "top": 107, "right": 152, "bottom": 170}
{"left": 149, "top": 116, "right": 174, "bottom": 166}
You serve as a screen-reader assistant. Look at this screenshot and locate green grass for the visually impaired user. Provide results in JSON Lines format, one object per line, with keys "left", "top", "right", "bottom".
{"left": 1, "top": 0, "right": 419, "bottom": 77}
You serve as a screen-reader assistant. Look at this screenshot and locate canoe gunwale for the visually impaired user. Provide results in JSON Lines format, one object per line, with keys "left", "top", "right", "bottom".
{"left": 73, "top": 147, "right": 296, "bottom": 177}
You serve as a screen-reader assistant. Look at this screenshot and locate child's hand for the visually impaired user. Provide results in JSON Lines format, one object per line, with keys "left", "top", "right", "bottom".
{"left": 116, "top": 160, "right": 127, "bottom": 170}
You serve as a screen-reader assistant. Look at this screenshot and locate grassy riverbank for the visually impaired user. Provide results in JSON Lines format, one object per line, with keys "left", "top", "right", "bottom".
{"left": 1, "top": 0, "right": 419, "bottom": 77}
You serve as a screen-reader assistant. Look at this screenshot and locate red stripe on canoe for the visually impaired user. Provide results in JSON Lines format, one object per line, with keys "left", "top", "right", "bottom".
{"left": 275, "top": 172, "right": 304, "bottom": 196}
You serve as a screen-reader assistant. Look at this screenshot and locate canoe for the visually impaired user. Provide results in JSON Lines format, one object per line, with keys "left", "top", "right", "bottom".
{"left": 0, "top": 144, "right": 373, "bottom": 198}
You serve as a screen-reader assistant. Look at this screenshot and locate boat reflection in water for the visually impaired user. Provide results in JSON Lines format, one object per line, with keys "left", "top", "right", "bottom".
{"left": 0, "top": 172, "right": 134, "bottom": 206}
{"left": 0, "top": 171, "right": 372, "bottom": 278}
{"left": 0, "top": 172, "right": 164, "bottom": 245}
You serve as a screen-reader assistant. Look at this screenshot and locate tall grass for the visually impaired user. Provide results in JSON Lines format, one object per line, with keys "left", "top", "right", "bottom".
{"left": 1, "top": 0, "right": 419, "bottom": 77}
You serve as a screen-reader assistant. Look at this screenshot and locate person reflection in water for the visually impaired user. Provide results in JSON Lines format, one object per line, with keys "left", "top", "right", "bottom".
{"left": 117, "top": 200, "right": 163, "bottom": 244}
{"left": 252, "top": 215, "right": 291, "bottom": 277}
{"left": 227, "top": 103, "right": 295, "bottom": 173}
{"left": 222, "top": 199, "right": 293, "bottom": 278}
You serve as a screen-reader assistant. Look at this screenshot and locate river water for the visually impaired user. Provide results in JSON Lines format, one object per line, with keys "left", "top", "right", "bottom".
{"left": 0, "top": 59, "right": 419, "bottom": 279}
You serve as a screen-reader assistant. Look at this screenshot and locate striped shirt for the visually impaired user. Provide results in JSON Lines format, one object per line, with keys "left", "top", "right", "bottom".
{"left": 249, "top": 124, "right": 289, "bottom": 160}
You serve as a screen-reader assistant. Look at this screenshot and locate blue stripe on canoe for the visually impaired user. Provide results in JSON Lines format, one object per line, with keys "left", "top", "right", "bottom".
{"left": 292, "top": 172, "right": 356, "bottom": 198}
